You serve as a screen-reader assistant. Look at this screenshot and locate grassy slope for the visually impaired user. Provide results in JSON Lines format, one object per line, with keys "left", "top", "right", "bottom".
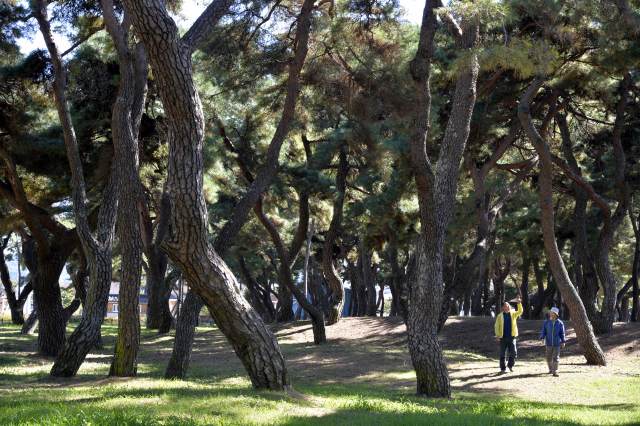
{"left": 0, "top": 320, "right": 638, "bottom": 426}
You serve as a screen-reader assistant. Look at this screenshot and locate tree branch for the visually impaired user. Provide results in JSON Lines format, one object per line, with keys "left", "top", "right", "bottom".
{"left": 181, "top": 0, "right": 235, "bottom": 55}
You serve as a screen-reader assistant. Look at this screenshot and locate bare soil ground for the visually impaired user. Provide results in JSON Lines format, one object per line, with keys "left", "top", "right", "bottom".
{"left": 269, "top": 316, "right": 640, "bottom": 403}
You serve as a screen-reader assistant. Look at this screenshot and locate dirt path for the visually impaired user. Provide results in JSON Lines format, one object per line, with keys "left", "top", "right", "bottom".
{"left": 257, "top": 316, "right": 640, "bottom": 403}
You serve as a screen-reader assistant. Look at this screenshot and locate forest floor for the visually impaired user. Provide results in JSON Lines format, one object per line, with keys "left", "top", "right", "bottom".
{"left": 265, "top": 316, "right": 640, "bottom": 404}
{"left": 0, "top": 316, "right": 639, "bottom": 425}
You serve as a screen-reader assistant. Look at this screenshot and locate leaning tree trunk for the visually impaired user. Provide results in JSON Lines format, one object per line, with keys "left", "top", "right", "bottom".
{"left": 553, "top": 74, "right": 631, "bottom": 334}
{"left": 518, "top": 74, "right": 607, "bottom": 365}
{"left": 323, "top": 146, "right": 349, "bottom": 325}
{"left": 124, "top": 0, "right": 315, "bottom": 388}
{"left": 21, "top": 291, "right": 38, "bottom": 334}
{"left": 165, "top": 290, "right": 203, "bottom": 380}
{"left": 35, "top": 0, "right": 125, "bottom": 376}
{"left": 254, "top": 198, "right": 326, "bottom": 344}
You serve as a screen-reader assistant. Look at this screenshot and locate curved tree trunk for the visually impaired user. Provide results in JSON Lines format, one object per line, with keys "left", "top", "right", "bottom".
{"left": 35, "top": 0, "right": 126, "bottom": 375}
{"left": 439, "top": 122, "right": 534, "bottom": 328}
{"left": 21, "top": 296, "right": 38, "bottom": 335}
{"left": 125, "top": 0, "right": 316, "bottom": 388}
{"left": 254, "top": 198, "right": 326, "bottom": 344}
{"left": 323, "top": 146, "right": 349, "bottom": 325}
{"left": 553, "top": 74, "right": 631, "bottom": 333}
{"left": 518, "top": 74, "right": 606, "bottom": 365}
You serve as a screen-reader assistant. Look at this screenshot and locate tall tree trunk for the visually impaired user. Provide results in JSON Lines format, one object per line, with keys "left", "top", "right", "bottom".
{"left": 35, "top": 0, "right": 128, "bottom": 375}
{"left": 407, "top": 1, "right": 479, "bottom": 397}
{"left": 311, "top": 257, "right": 327, "bottom": 316}
{"left": 384, "top": 224, "right": 402, "bottom": 317}
{"left": 440, "top": 122, "right": 535, "bottom": 328}
{"left": 361, "top": 247, "right": 377, "bottom": 317}
{"left": 553, "top": 74, "right": 631, "bottom": 333}
{"left": 128, "top": 0, "right": 316, "bottom": 387}
{"left": 323, "top": 145, "right": 349, "bottom": 325}
{"left": 165, "top": 290, "right": 202, "bottom": 380}
{"left": 107, "top": 4, "right": 149, "bottom": 375}
{"left": 302, "top": 219, "right": 315, "bottom": 320}
{"left": 356, "top": 253, "right": 368, "bottom": 317}
{"left": 254, "top": 198, "right": 325, "bottom": 344}
{"left": 629, "top": 199, "right": 639, "bottom": 322}
{"left": 143, "top": 189, "right": 172, "bottom": 333}
{"left": 518, "top": 74, "right": 606, "bottom": 365}
{"left": 520, "top": 259, "right": 532, "bottom": 319}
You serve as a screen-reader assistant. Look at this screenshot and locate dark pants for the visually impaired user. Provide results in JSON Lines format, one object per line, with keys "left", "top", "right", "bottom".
{"left": 499, "top": 336, "right": 517, "bottom": 370}
{"left": 546, "top": 346, "right": 561, "bottom": 373}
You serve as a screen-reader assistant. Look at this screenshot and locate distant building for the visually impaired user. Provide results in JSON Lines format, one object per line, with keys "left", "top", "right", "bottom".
{"left": 106, "top": 282, "right": 149, "bottom": 318}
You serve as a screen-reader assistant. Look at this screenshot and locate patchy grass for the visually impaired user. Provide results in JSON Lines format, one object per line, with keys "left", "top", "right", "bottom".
{"left": 0, "top": 318, "right": 639, "bottom": 425}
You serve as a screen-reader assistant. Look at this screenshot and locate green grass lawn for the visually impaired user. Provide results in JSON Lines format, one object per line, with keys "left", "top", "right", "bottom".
{"left": 0, "top": 321, "right": 638, "bottom": 425}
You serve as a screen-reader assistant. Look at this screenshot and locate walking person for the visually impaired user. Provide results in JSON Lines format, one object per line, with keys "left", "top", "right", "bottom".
{"left": 541, "top": 306, "right": 566, "bottom": 377}
{"left": 494, "top": 297, "right": 523, "bottom": 373}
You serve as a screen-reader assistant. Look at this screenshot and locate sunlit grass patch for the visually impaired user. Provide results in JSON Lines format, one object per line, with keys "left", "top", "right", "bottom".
{"left": 1, "top": 321, "right": 640, "bottom": 425}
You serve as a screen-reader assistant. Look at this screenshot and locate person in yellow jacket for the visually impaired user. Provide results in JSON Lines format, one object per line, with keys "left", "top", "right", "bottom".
{"left": 494, "top": 297, "right": 523, "bottom": 373}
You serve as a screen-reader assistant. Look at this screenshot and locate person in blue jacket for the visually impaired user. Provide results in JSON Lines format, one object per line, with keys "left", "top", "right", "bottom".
{"left": 540, "top": 307, "right": 566, "bottom": 377}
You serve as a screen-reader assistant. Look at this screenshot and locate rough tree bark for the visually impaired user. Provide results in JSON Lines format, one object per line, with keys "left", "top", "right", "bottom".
{"left": 553, "top": 73, "right": 631, "bottom": 334}
{"left": 407, "top": 1, "right": 479, "bottom": 397}
{"left": 0, "top": 150, "right": 82, "bottom": 355}
{"left": 438, "top": 134, "right": 537, "bottom": 330}
{"left": 123, "top": 0, "right": 315, "bottom": 387}
{"left": 142, "top": 188, "right": 173, "bottom": 333}
{"left": 34, "top": 0, "right": 131, "bottom": 376}
{"left": 105, "top": 0, "right": 149, "bottom": 376}
{"left": 517, "top": 74, "right": 607, "bottom": 365}
{"left": 323, "top": 145, "right": 349, "bottom": 325}
{"left": 164, "top": 288, "right": 202, "bottom": 380}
